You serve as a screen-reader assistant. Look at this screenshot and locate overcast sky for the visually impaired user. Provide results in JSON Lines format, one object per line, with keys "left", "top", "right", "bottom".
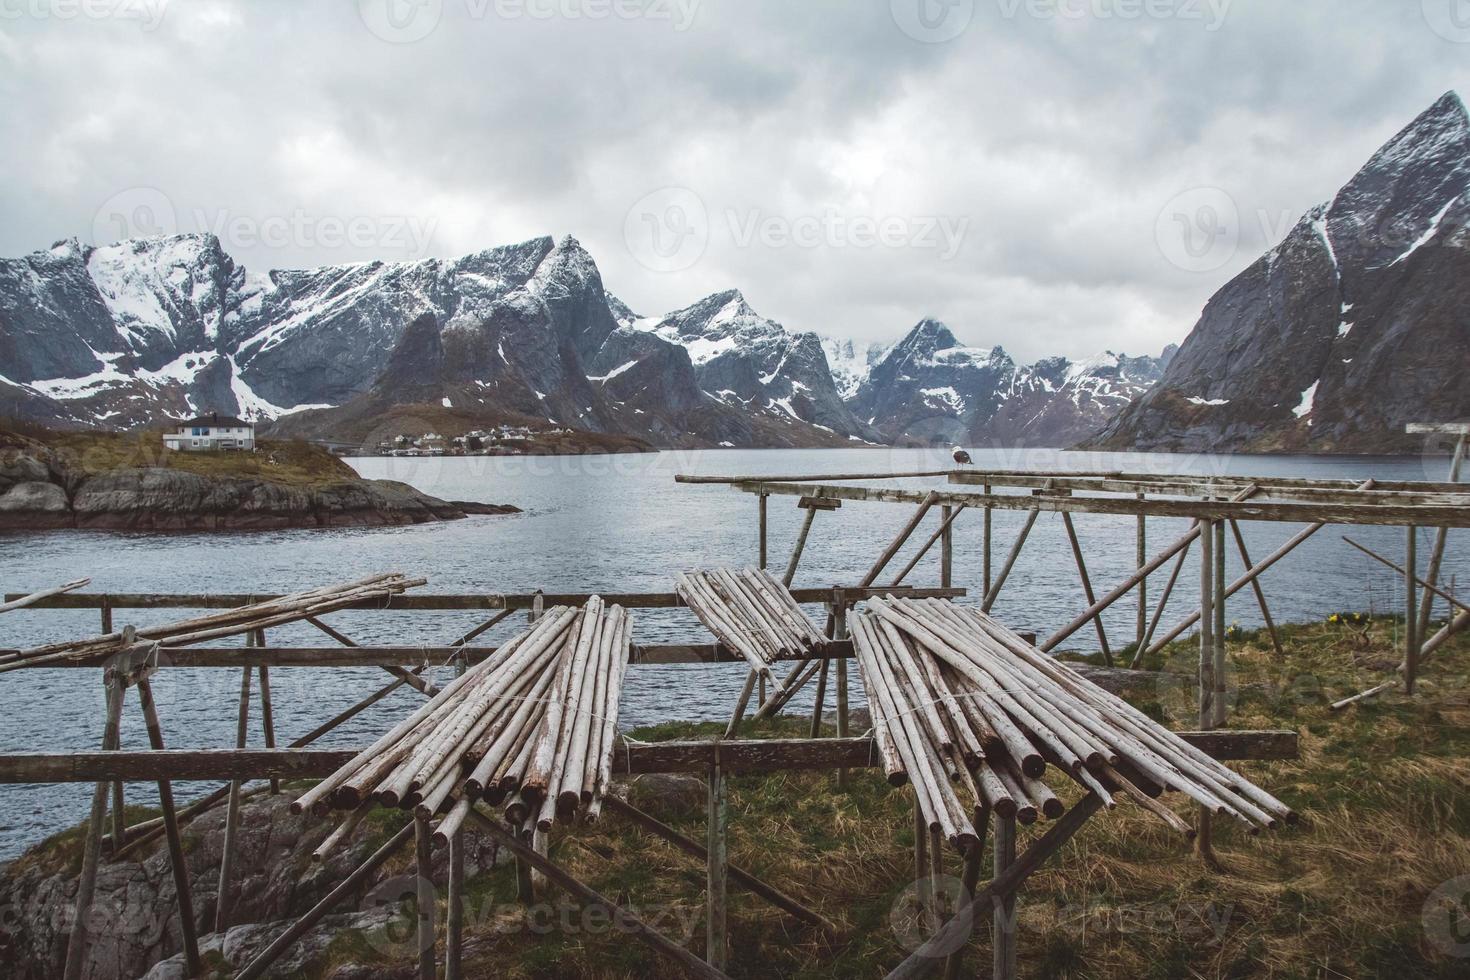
{"left": 2, "top": 0, "right": 1467, "bottom": 361}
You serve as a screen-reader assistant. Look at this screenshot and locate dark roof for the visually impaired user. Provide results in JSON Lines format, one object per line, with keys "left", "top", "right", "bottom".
{"left": 177, "top": 413, "right": 253, "bottom": 428}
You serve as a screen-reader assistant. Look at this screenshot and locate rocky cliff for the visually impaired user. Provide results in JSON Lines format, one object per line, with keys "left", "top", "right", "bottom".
{"left": 851, "top": 319, "right": 1169, "bottom": 447}
{"left": 1090, "top": 91, "right": 1470, "bottom": 454}
{"left": 0, "top": 429, "right": 514, "bottom": 531}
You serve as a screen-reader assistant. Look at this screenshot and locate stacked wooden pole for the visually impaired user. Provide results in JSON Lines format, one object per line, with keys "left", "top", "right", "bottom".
{"left": 292, "top": 597, "right": 631, "bottom": 857}
{"left": 677, "top": 567, "right": 826, "bottom": 678}
{"left": 850, "top": 597, "right": 1293, "bottom": 851}
{"left": 0, "top": 573, "right": 425, "bottom": 672}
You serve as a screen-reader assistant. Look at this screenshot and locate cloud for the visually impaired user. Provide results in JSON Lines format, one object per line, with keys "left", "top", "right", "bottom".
{"left": 1, "top": 0, "right": 1466, "bottom": 362}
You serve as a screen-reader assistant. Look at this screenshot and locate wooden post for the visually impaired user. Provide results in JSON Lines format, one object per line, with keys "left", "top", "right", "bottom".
{"left": 1406, "top": 526, "right": 1418, "bottom": 695}
{"left": 706, "top": 761, "right": 728, "bottom": 971}
{"left": 1136, "top": 495, "right": 1147, "bottom": 651}
{"left": 514, "top": 821, "right": 536, "bottom": 905}
{"left": 100, "top": 599, "right": 126, "bottom": 851}
{"left": 758, "top": 492, "right": 768, "bottom": 570}
{"left": 1061, "top": 512, "right": 1112, "bottom": 665}
{"left": 1228, "top": 521, "right": 1284, "bottom": 657}
{"left": 215, "top": 664, "right": 253, "bottom": 932}
{"left": 257, "top": 630, "right": 278, "bottom": 795}
{"left": 912, "top": 793, "right": 928, "bottom": 920}
{"left": 861, "top": 492, "right": 941, "bottom": 588}
{"left": 982, "top": 483, "right": 992, "bottom": 598}
{"left": 940, "top": 504, "right": 953, "bottom": 589}
{"left": 415, "top": 814, "right": 436, "bottom": 980}
{"left": 992, "top": 814, "right": 1018, "bottom": 980}
{"left": 1417, "top": 434, "right": 1466, "bottom": 639}
{"left": 1196, "top": 519, "right": 1216, "bottom": 862}
{"left": 446, "top": 659, "right": 466, "bottom": 980}
{"left": 136, "top": 678, "right": 203, "bottom": 978}
{"left": 982, "top": 507, "right": 1040, "bottom": 612}
{"left": 1132, "top": 536, "right": 1193, "bottom": 667}
{"left": 941, "top": 806, "right": 989, "bottom": 980}
{"left": 530, "top": 589, "right": 544, "bottom": 625}
{"left": 809, "top": 602, "right": 831, "bottom": 738}
{"left": 783, "top": 505, "right": 820, "bottom": 587}
{"left": 834, "top": 593, "right": 850, "bottom": 789}
{"left": 63, "top": 675, "right": 125, "bottom": 980}
{"left": 1213, "top": 518, "right": 1227, "bottom": 728}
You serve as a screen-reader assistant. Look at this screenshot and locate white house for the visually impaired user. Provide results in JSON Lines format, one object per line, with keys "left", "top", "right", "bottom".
{"left": 163, "top": 413, "right": 256, "bottom": 452}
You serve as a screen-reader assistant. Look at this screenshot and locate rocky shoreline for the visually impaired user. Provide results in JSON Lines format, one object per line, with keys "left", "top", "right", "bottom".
{"left": 0, "top": 439, "right": 519, "bottom": 532}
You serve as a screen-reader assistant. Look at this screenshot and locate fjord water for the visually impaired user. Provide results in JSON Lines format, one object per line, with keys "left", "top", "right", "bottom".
{"left": 0, "top": 447, "right": 1460, "bottom": 859}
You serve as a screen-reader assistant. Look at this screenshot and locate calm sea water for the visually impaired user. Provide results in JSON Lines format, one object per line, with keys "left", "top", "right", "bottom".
{"left": 0, "top": 447, "right": 1461, "bottom": 859}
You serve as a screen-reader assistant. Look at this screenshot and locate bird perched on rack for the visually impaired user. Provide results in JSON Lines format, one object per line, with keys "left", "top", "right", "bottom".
{"left": 951, "top": 446, "right": 973, "bottom": 466}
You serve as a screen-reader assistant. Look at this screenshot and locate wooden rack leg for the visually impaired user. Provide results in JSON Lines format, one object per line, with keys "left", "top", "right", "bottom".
{"left": 415, "top": 814, "right": 436, "bottom": 980}
{"left": 257, "top": 635, "right": 278, "bottom": 796}
{"left": 1213, "top": 519, "right": 1227, "bottom": 728}
{"left": 861, "top": 492, "right": 941, "bottom": 588}
{"left": 809, "top": 658, "right": 830, "bottom": 738}
{"left": 783, "top": 505, "right": 820, "bottom": 587}
{"left": 1131, "top": 537, "right": 1193, "bottom": 667}
{"left": 1196, "top": 520, "right": 1218, "bottom": 865}
{"left": 100, "top": 601, "right": 127, "bottom": 852}
{"left": 707, "top": 761, "right": 728, "bottom": 971}
{"left": 992, "top": 814, "right": 1018, "bottom": 980}
{"left": 940, "top": 505, "right": 953, "bottom": 589}
{"left": 725, "top": 670, "right": 758, "bottom": 739}
{"left": 465, "top": 808, "right": 733, "bottom": 980}
{"left": 834, "top": 595, "right": 850, "bottom": 789}
{"left": 982, "top": 508, "right": 1039, "bottom": 612}
{"left": 1062, "top": 512, "right": 1112, "bottom": 665}
{"left": 913, "top": 796, "right": 928, "bottom": 921}
{"left": 446, "top": 829, "right": 464, "bottom": 979}
{"left": 602, "top": 796, "right": 839, "bottom": 936}
{"left": 514, "top": 820, "right": 536, "bottom": 905}
{"left": 136, "top": 678, "right": 203, "bottom": 978}
{"left": 1418, "top": 435, "right": 1466, "bottom": 638}
{"left": 63, "top": 675, "right": 124, "bottom": 980}
{"left": 1228, "top": 521, "right": 1284, "bottom": 657}
{"left": 941, "top": 806, "right": 989, "bottom": 980}
{"left": 215, "top": 664, "right": 252, "bottom": 933}
{"left": 982, "top": 484, "right": 993, "bottom": 598}
{"left": 1406, "top": 527, "right": 1418, "bottom": 695}
{"left": 758, "top": 492, "right": 768, "bottom": 571}
{"left": 1136, "top": 496, "right": 1147, "bottom": 651}
{"left": 236, "top": 823, "right": 415, "bottom": 980}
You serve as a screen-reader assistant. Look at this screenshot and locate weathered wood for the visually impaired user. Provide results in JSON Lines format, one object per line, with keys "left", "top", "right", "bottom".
{"left": 0, "top": 577, "right": 90, "bottom": 614}
{"left": 783, "top": 505, "right": 821, "bottom": 587}
{"left": 1407, "top": 422, "right": 1470, "bottom": 435}
{"left": 1229, "top": 520, "right": 1284, "bottom": 657}
{"left": 1214, "top": 519, "right": 1228, "bottom": 729}
{"left": 465, "top": 808, "right": 735, "bottom": 980}
{"left": 982, "top": 482, "right": 993, "bottom": 597}
{"left": 1136, "top": 497, "right": 1147, "bottom": 651}
{"left": 862, "top": 492, "right": 942, "bottom": 588}
{"left": 758, "top": 493, "right": 768, "bottom": 570}
{"left": 235, "top": 823, "right": 416, "bottom": 980}
{"left": 798, "top": 495, "right": 843, "bottom": 510}
{"left": 1061, "top": 512, "right": 1111, "bottom": 665}
{"left": 947, "top": 468, "right": 1469, "bottom": 502}
{"left": 706, "top": 762, "right": 728, "bottom": 970}
{"left": 982, "top": 507, "right": 1040, "bottom": 612}
{"left": 890, "top": 504, "right": 967, "bottom": 588}
{"left": 1417, "top": 434, "right": 1466, "bottom": 638}
{"left": 993, "top": 814, "right": 1017, "bottom": 980}
{"left": 1406, "top": 527, "right": 1418, "bottom": 695}
{"left": 941, "top": 806, "right": 988, "bottom": 980}
{"left": 1197, "top": 521, "right": 1217, "bottom": 864}
{"left": 62, "top": 676, "right": 124, "bottom": 980}
{"left": 414, "top": 814, "right": 435, "bottom": 980}
{"left": 731, "top": 479, "right": 1467, "bottom": 527}
{"left": 0, "top": 732, "right": 1298, "bottom": 783}
{"left": 135, "top": 678, "right": 203, "bottom": 978}
{"left": 678, "top": 469, "right": 955, "bottom": 484}
{"left": 215, "top": 665, "right": 252, "bottom": 933}
{"left": 602, "top": 796, "right": 840, "bottom": 936}
{"left": 1342, "top": 536, "right": 1470, "bottom": 614}
{"left": 258, "top": 649, "right": 279, "bottom": 794}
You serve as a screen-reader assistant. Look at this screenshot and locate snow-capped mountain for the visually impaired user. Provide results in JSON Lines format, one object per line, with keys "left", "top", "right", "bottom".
{"left": 1091, "top": 90, "right": 1470, "bottom": 454}
{"left": 851, "top": 319, "right": 1168, "bottom": 447}
{"left": 0, "top": 228, "right": 1167, "bottom": 449}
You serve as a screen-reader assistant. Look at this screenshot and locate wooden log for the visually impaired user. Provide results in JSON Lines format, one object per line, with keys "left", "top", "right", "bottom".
{"left": 1061, "top": 512, "right": 1111, "bottom": 664}
{"left": 890, "top": 504, "right": 967, "bottom": 588}
{"left": 981, "top": 507, "right": 1040, "bottom": 612}
{"left": 62, "top": 676, "right": 124, "bottom": 980}
{"left": 0, "top": 577, "right": 90, "bottom": 614}
{"left": 235, "top": 823, "right": 416, "bottom": 980}
{"left": 706, "top": 761, "right": 728, "bottom": 970}
{"left": 215, "top": 665, "right": 253, "bottom": 932}
{"left": 134, "top": 678, "right": 203, "bottom": 977}
{"left": 861, "top": 492, "right": 942, "bottom": 587}
{"left": 465, "top": 808, "right": 735, "bottom": 980}
{"left": 1229, "top": 520, "right": 1284, "bottom": 657}
{"left": 993, "top": 814, "right": 1018, "bottom": 980}
{"left": 414, "top": 814, "right": 435, "bottom": 980}
{"left": 783, "top": 504, "right": 820, "bottom": 587}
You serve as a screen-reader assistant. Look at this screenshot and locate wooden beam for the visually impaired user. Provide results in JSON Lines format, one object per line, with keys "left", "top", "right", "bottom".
{"left": 706, "top": 762, "right": 728, "bottom": 970}
{"left": 732, "top": 480, "right": 1470, "bottom": 527}
{"left": 0, "top": 731, "right": 1298, "bottom": 784}
{"left": 947, "top": 468, "right": 1470, "bottom": 499}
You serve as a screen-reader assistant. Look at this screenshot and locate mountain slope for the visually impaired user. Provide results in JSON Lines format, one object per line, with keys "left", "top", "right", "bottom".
{"left": 852, "top": 319, "right": 1167, "bottom": 447}
{"left": 1091, "top": 90, "right": 1470, "bottom": 454}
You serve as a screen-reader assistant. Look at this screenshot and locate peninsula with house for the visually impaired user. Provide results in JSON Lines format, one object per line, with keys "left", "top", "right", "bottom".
{"left": 0, "top": 419, "right": 519, "bottom": 532}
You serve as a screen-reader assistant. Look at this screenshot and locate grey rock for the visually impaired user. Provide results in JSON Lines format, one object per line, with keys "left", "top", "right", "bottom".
{"left": 0, "top": 481, "right": 68, "bottom": 514}
{"left": 1092, "top": 91, "right": 1470, "bottom": 454}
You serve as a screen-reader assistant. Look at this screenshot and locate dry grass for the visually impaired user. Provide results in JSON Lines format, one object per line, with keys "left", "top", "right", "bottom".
{"left": 1, "top": 422, "right": 359, "bottom": 487}
{"left": 321, "top": 616, "right": 1470, "bottom": 979}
